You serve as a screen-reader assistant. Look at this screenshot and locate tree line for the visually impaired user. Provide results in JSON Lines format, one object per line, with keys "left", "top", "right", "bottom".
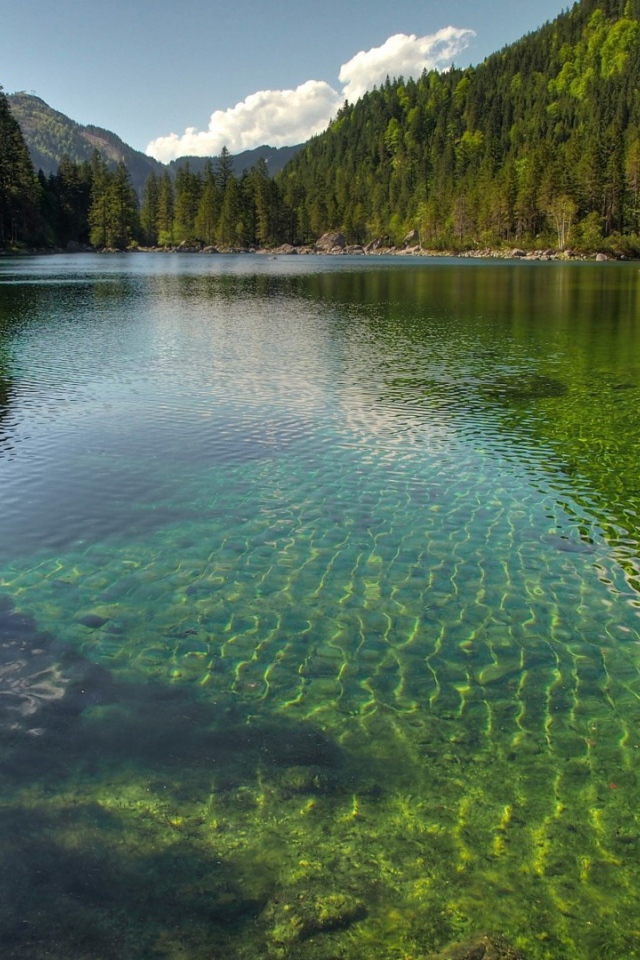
{"left": 1, "top": 89, "right": 290, "bottom": 252}
{"left": 3, "top": 0, "right": 640, "bottom": 254}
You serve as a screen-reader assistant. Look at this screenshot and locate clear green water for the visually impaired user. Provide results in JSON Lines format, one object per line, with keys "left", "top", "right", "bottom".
{"left": 0, "top": 253, "right": 639, "bottom": 959}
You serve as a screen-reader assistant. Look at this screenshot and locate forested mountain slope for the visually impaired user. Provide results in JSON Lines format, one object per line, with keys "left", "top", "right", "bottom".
{"left": 166, "top": 145, "right": 301, "bottom": 180}
{"left": 0, "top": 88, "right": 40, "bottom": 245}
{"left": 8, "top": 94, "right": 301, "bottom": 194}
{"left": 7, "top": 93, "right": 164, "bottom": 196}
{"left": 277, "top": 0, "right": 640, "bottom": 250}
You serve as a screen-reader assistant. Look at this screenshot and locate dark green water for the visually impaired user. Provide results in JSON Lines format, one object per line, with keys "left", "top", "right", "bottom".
{"left": 0, "top": 253, "right": 639, "bottom": 960}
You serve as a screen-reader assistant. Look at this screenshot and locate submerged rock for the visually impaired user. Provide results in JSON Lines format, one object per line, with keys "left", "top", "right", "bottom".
{"left": 430, "top": 932, "right": 528, "bottom": 960}
{"left": 0, "top": 599, "right": 113, "bottom": 730}
{"left": 483, "top": 374, "right": 568, "bottom": 402}
{"left": 77, "top": 613, "right": 110, "bottom": 629}
{"left": 264, "top": 885, "right": 366, "bottom": 948}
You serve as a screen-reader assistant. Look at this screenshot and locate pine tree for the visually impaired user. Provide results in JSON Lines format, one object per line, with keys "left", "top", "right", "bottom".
{"left": 156, "top": 172, "right": 175, "bottom": 246}
{"left": 140, "top": 171, "right": 159, "bottom": 246}
{"left": 174, "top": 162, "right": 201, "bottom": 240}
{"left": 194, "top": 160, "right": 220, "bottom": 245}
{"left": 88, "top": 151, "right": 110, "bottom": 248}
{"left": 0, "top": 86, "right": 40, "bottom": 246}
{"left": 218, "top": 176, "right": 241, "bottom": 246}
{"left": 107, "top": 161, "right": 139, "bottom": 248}
{"left": 49, "top": 156, "right": 92, "bottom": 246}
{"left": 246, "top": 158, "right": 280, "bottom": 247}
{"left": 215, "top": 146, "right": 234, "bottom": 192}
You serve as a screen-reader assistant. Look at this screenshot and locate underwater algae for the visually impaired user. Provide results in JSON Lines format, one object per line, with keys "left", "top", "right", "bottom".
{"left": 1, "top": 256, "right": 640, "bottom": 959}
{"left": 3, "top": 484, "right": 640, "bottom": 960}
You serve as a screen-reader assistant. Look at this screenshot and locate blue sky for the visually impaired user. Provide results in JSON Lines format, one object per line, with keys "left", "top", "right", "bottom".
{"left": 1, "top": 0, "right": 569, "bottom": 158}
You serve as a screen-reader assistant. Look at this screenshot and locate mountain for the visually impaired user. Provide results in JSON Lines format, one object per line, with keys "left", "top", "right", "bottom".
{"left": 276, "top": 0, "right": 640, "bottom": 251}
{"left": 8, "top": 93, "right": 301, "bottom": 194}
{"left": 7, "top": 93, "right": 164, "bottom": 195}
{"left": 168, "top": 145, "right": 301, "bottom": 179}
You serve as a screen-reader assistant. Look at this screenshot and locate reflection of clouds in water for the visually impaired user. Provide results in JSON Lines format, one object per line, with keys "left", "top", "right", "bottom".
{"left": 339, "top": 379, "right": 453, "bottom": 450}
{"left": 336, "top": 330, "right": 455, "bottom": 455}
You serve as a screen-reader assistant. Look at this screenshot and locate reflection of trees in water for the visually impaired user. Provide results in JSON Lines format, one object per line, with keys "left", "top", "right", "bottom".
{"left": 0, "top": 373, "right": 15, "bottom": 454}
{"left": 0, "top": 285, "right": 23, "bottom": 456}
{"left": 302, "top": 264, "right": 640, "bottom": 580}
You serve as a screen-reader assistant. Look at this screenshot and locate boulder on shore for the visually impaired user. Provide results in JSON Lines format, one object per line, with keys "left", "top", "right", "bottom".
{"left": 315, "top": 231, "right": 347, "bottom": 253}
{"left": 176, "top": 239, "right": 204, "bottom": 252}
{"left": 403, "top": 229, "right": 420, "bottom": 247}
{"left": 66, "top": 240, "right": 92, "bottom": 253}
{"left": 364, "top": 236, "right": 392, "bottom": 253}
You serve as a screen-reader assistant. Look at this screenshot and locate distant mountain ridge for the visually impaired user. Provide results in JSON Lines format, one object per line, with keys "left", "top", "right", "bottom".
{"left": 7, "top": 93, "right": 302, "bottom": 194}
{"left": 165, "top": 145, "right": 301, "bottom": 179}
{"left": 7, "top": 93, "right": 163, "bottom": 194}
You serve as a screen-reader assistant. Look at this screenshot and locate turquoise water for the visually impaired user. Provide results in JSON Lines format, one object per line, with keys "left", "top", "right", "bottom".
{"left": 0, "top": 253, "right": 639, "bottom": 959}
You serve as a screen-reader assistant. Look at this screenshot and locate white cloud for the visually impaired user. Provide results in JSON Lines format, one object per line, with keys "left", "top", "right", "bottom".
{"left": 339, "top": 27, "right": 476, "bottom": 102}
{"left": 146, "top": 27, "right": 475, "bottom": 162}
{"left": 147, "top": 81, "right": 341, "bottom": 163}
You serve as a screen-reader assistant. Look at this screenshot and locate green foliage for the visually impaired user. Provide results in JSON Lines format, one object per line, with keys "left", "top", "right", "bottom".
{"left": 140, "top": 172, "right": 159, "bottom": 246}
{"left": 156, "top": 173, "right": 175, "bottom": 245}
{"left": 576, "top": 209, "right": 605, "bottom": 247}
{"left": 174, "top": 162, "right": 202, "bottom": 241}
{"left": 600, "top": 16, "right": 640, "bottom": 77}
{"left": 271, "top": 0, "right": 640, "bottom": 249}
{"left": 88, "top": 155, "right": 139, "bottom": 249}
{"left": 194, "top": 161, "right": 220, "bottom": 245}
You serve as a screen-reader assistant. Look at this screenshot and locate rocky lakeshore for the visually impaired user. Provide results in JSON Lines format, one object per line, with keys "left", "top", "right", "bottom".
{"left": 126, "top": 231, "right": 626, "bottom": 262}
{"left": 3, "top": 231, "right": 633, "bottom": 262}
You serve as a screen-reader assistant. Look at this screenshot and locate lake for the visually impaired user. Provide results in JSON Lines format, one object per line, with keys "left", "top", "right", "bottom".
{"left": 0, "top": 252, "right": 639, "bottom": 960}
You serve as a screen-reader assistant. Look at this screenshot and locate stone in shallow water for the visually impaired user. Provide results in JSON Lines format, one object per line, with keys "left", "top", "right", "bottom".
{"left": 264, "top": 885, "right": 366, "bottom": 947}
{"left": 0, "top": 598, "right": 69, "bottom": 725}
{"left": 77, "top": 613, "right": 110, "bottom": 629}
{"left": 430, "top": 933, "right": 528, "bottom": 960}
{"left": 540, "top": 533, "right": 595, "bottom": 554}
{"left": 484, "top": 374, "right": 568, "bottom": 402}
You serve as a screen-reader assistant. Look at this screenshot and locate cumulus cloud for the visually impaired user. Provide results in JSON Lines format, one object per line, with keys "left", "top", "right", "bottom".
{"left": 146, "top": 27, "right": 475, "bottom": 162}
{"left": 147, "top": 81, "right": 341, "bottom": 162}
{"left": 339, "top": 27, "right": 476, "bottom": 102}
